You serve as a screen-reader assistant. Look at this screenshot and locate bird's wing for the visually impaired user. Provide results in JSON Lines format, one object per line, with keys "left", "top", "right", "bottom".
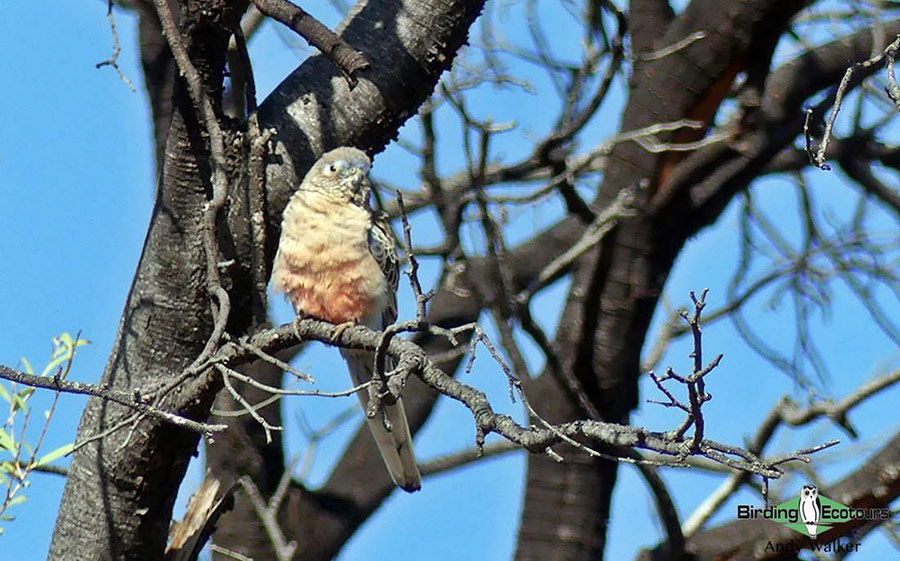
{"left": 349, "top": 208, "right": 421, "bottom": 492}
{"left": 368, "top": 210, "right": 400, "bottom": 328}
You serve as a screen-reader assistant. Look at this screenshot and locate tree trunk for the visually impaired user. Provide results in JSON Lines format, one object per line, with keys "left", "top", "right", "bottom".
{"left": 49, "top": 3, "right": 246, "bottom": 558}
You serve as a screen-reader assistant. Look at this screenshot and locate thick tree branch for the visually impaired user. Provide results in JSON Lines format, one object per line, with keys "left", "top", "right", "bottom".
{"left": 250, "top": 0, "right": 369, "bottom": 87}
{"left": 517, "top": 3, "right": 812, "bottom": 559}
{"left": 207, "top": 2, "right": 489, "bottom": 559}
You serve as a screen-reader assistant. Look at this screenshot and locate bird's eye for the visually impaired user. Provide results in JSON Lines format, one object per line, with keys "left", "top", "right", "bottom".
{"left": 327, "top": 163, "right": 337, "bottom": 173}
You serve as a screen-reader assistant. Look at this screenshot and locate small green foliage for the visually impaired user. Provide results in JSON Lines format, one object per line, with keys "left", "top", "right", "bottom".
{"left": 36, "top": 444, "right": 74, "bottom": 467}
{"left": 0, "top": 332, "right": 87, "bottom": 531}
{"left": 0, "top": 428, "right": 14, "bottom": 453}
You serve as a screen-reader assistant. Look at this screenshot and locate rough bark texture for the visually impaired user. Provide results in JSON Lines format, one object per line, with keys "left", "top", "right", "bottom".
{"left": 203, "top": 1, "right": 488, "bottom": 560}
{"left": 53, "top": 0, "right": 489, "bottom": 558}
{"left": 136, "top": 0, "right": 177, "bottom": 176}
{"left": 49, "top": 3, "right": 245, "bottom": 558}
{"left": 207, "top": 6, "right": 899, "bottom": 561}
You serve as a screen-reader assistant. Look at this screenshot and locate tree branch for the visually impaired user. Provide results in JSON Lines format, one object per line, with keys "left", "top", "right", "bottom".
{"left": 0, "top": 365, "right": 226, "bottom": 437}
{"left": 250, "top": 0, "right": 369, "bottom": 87}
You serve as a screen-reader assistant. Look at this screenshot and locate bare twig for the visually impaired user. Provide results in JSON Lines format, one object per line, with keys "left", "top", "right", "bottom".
{"left": 636, "top": 31, "right": 707, "bottom": 62}
{"left": 209, "top": 545, "right": 254, "bottom": 561}
{"left": 807, "top": 33, "right": 900, "bottom": 169}
{"left": 418, "top": 441, "right": 520, "bottom": 476}
{"left": 627, "top": 450, "right": 686, "bottom": 559}
{"left": 232, "top": 23, "right": 277, "bottom": 325}
{"left": 0, "top": 365, "right": 225, "bottom": 437}
{"left": 96, "top": 0, "right": 136, "bottom": 91}
{"left": 238, "top": 337, "right": 312, "bottom": 383}
{"left": 240, "top": 477, "right": 297, "bottom": 561}
{"left": 681, "top": 368, "right": 899, "bottom": 536}
{"left": 516, "top": 185, "right": 639, "bottom": 304}
{"left": 218, "top": 365, "right": 283, "bottom": 444}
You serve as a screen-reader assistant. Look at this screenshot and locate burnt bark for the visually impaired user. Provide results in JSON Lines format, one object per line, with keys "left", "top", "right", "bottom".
{"left": 49, "top": 2, "right": 246, "bottom": 559}
{"left": 51, "top": 0, "right": 486, "bottom": 559}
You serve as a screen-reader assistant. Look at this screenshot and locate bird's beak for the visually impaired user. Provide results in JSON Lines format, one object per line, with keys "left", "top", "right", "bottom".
{"left": 349, "top": 166, "right": 366, "bottom": 191}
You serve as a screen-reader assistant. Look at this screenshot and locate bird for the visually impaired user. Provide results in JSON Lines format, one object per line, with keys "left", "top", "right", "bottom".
{"left": 799, "top": 485, "right": 821, "bottom": 539}
{"left": 271, "top": 146, "right": 422, "bottom": 492}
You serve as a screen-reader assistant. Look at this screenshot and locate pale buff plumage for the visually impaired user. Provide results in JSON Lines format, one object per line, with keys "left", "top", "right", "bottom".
{"left": 271, "top": 147, "right": 421, "bottom": 492}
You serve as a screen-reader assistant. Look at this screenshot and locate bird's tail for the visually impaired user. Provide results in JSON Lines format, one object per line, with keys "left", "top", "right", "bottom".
{"left": 343, "top": 350, "right": 422, "bottom": 492}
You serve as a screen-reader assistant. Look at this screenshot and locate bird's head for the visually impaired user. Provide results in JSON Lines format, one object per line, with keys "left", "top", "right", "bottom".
{"left": 302, "top": 146, "right": 372, "bottom": 205}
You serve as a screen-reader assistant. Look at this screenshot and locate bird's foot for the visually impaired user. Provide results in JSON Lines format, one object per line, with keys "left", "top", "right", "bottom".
{"left": 292, "top": 316, "right": 304, "bottom": 342}
{"left": 330, "top": 321, "right": 357, "bottom": 342}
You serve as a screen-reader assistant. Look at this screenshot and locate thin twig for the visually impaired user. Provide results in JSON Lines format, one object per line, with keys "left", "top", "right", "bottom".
{"left": 240, "top": 477, "right": 297, "bottom": 561}
{"left": 516, "top": 185, "right": 638, "bottom": 303}
{"left": 808, "top": 33, "right": 900, "bottom": 169}
{"left": 218, "top": 364, "right": 284, "bottom": 444}
{"left": 96, "top": 0, "right": 136, "bottom": 91}
{"left": 210, "top": 318, "right": 835, "bottom": 478}
{"left": 0, "top": 365, "right": 225, "bottom": 437}
{"left": 636, "top": 31, "right": 707, "bottom": 61}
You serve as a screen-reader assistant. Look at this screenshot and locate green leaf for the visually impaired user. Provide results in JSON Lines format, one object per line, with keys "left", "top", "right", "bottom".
{"left": 20, "top": 357, "right": 34, "bottom": 376}
{"left": 10, "top": 393, "right": 29, "bottom": 414}
{"left": 36, "top": 443, "right": 74, "bottom": 466}
{"left": 7, "top": 495, "right": 26, "bottom": 507}
{"left": 0, "top": 429, "right": 14, "bottom": 453}
{"left": 0, "top": 383, "right": 11, "bottom": 403}
{"left": 41, "top": 333, "right": 90, "bottom": 377}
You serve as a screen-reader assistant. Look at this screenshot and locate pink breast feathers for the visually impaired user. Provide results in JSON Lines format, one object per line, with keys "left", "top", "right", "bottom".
{"left": 276, "top": 257, "right": 381, "bottom": 325}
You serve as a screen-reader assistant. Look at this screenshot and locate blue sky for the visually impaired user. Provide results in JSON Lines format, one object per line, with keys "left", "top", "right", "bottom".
{"left": 1, "top": 2, "right": 897, "bottom": 560}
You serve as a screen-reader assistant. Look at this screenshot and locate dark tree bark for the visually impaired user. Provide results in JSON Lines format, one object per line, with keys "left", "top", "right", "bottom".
{"left": 49, "top": 1, "right": 486, "bottom": 560}
{"left": 135, "top": 0, "right": 177, "bottom": 175}
{"left": 203, "top": 5, "right": 900, "bottom": 561}
{"left": 49, "top": 2, "right": 247, "bottom": 558}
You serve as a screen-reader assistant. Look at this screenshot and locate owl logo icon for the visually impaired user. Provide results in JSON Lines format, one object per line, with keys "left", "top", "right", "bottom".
{"left": 799, "top": 485, "right": 822, "bottom": 538}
